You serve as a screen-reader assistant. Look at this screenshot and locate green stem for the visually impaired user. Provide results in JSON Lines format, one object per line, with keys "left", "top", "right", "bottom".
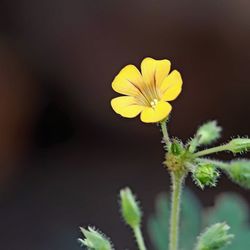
{"left": 193, "top": 144, "right": 229, "bottom": 158}
{"left": 160, "top": 120, "right": 171, "bottom": 147}
{"left": 169, "top": 172, "right": 183, "bottom": 250}
{"left": 133, "top": 226, "right": 147, "bottom": 250}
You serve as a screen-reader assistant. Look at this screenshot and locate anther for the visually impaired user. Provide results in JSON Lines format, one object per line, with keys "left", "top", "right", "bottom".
{"left": 150, "top": 99, "right": 158, "bottom": 108}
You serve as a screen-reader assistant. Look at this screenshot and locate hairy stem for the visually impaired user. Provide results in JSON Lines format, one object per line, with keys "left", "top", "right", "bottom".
{"left": 169, "top": 172, "right": 184, "bottom": 250}
{"left": 133, "top": 226, "right": 147, "bottom": 250}
{"left": 193, "top": 144, "right": 229, "bottom": 158}
{"left": 160, "top": 120, "right": 171, "bottom": 147}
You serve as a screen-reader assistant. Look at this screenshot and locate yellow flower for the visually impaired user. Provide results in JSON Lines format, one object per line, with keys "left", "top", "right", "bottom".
{"left": 111, "top": 57, "right": 183, "bottom": 123}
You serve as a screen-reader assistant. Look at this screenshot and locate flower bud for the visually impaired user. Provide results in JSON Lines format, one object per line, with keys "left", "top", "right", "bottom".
{"left": 193, "top": 163, "right": 219, "bottom": 189}
{"left": 225, "top": 160, "right": 250, "bottom": 188}
{"left": 227, "top": 138, "right": 250, "bottom": 154}
{"left": 78, "top": 226, "right": 113, "bottom": 250}
{"left": 120, "top": 187, "right": 141, "bottom": 228}
{"left": 196, "top": 121, "right": 222, "bottom": 145}
{"left": 195, "top": 223, "right": 233, "bottom": 250}
{"left": 170, "top": 140, "right": 184, "bottom": 156}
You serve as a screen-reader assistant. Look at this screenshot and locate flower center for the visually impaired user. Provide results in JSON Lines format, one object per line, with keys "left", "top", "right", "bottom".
{"left": 134, "top": 76, "right": 162, "bottom": 107}
{"left": 150, "top": 98, "right": 158, "bottom": 109}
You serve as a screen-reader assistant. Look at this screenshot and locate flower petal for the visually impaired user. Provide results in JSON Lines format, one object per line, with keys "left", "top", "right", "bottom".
{"left": 141, "top": 57, "right": 171, "bottom": 86}
{"left": 112, "top": 65, "right": 144, "bottom": 96}
{"left": 111, "top": 96, "right": 145, "bottom": 118}
{"left": 140, "top": 101, "right": 172, "bottom": 123}
{"left": 160, "top": 70, "right": 183, "bottom": 101}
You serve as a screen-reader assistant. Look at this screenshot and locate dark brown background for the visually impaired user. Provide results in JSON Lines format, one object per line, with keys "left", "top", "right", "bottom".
{"left": 0, "top": 0, "right": 250, "bottom": 249}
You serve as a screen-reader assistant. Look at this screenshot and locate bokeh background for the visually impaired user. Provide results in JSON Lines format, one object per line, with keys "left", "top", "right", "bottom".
{"left": 0, "top": 0, "right": 250, "bottom": 249}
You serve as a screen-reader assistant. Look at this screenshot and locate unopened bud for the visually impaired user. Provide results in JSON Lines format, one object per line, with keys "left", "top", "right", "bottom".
{"left": 120, "top": 187, "right": 141, "bottom": 228}
{"left": 195, "top": 223, "right": 233, "bottom": 250}
{"left": 193, "top": 163, "right": 219, "bottom": 189}
{"left": 78, "top": 226, "right": 113, "bottom": 250}
{"left": 227, "top": 138, "right": 250, "bottom": 154}
{"left": 170, "top": 140, "right": 184, "bottom": 156}
{"left": 225, "top": 160, "right": 250, "bottom": 188}
{"left": 196, "top": 121, "right": 222, "bottom": 145}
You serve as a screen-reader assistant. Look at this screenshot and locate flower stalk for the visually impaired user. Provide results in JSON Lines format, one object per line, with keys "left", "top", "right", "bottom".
{"left": 133, "top": 226, "right": 147, "bottom": 250}
{"left": 160, "top": 120, "right": 171, "bottom": 147}
{"left": 119, "top": 187, "right": 147, "bottom": 250}
{"left": 169, "top": 172, "right": 184, "bottom": 250}
{"left": 193, "top": 144, "right": 229, "bottom": 158}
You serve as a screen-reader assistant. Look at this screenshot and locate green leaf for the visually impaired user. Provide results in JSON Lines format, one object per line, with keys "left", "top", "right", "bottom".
{"left": 147, "top": 190, "right": 201, "bottom": 250}
{"left": 147, "top": 193, "right": 169, "bottom": 250}
{"left": 181, "top": 190, "right": 202, "bottom": 249}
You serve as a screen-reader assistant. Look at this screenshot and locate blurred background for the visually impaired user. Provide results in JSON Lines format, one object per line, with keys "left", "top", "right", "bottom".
{"left": 0, "top": 0, "right": 249, "bottom": 249}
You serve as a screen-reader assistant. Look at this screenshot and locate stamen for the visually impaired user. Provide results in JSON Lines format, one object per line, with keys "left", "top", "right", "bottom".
{"left": 150, "top": 98, "right": 158, "bottom": 109}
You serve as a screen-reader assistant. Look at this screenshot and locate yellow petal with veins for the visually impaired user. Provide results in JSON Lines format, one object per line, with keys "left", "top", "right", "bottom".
{"left": 112, "top": 65, "right": 144, "bottom": 96}
{"left": 141, "top": 57, "right": 171, "bottom": 87}
{"left": 160, "top": 70, "right": 182, "bottom": 101}
{"left": 111, "top": 96, "right": 145, "bottom": 118}
{"left": 140, "top": 101, "right": 172, "bottom": 123}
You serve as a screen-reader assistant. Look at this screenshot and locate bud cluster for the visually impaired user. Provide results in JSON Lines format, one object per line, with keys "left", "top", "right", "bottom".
{"left": 183, "top": 121, "right": 250, "bottom": 191}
